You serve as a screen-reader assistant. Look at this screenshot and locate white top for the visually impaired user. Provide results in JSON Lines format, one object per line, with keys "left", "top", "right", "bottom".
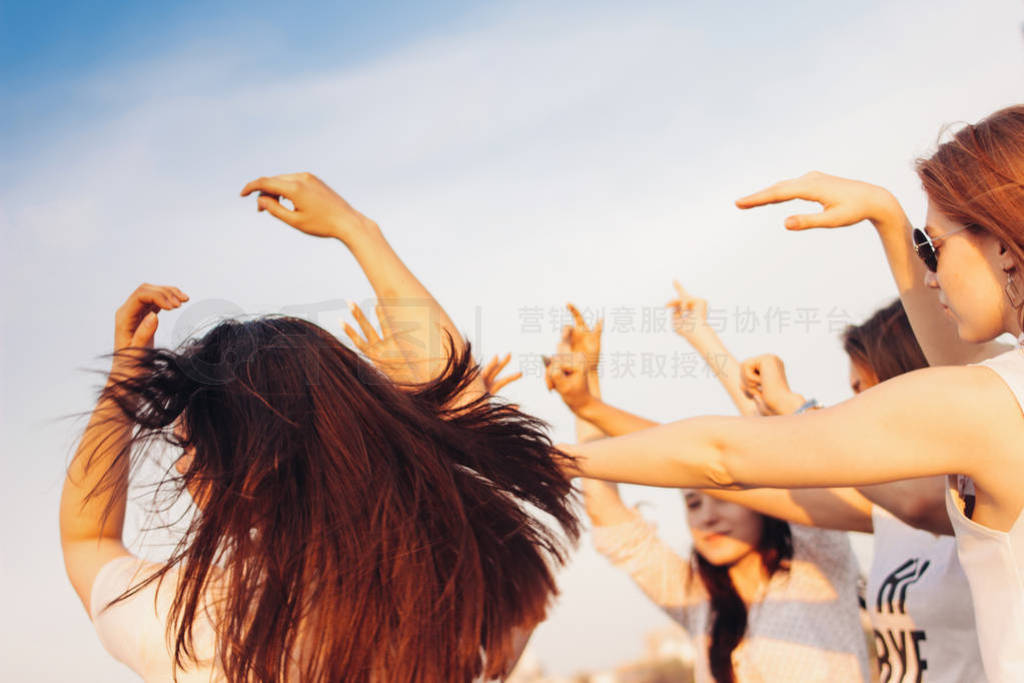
{"left": 866, "top": 506, "right": 986, "bottom": 683}
{"left": 592, "top": 511, "right": 870, "bottom": 682}
{"left": 90, "top": 556, "right": 222, "bottom": 682}
{"left": 945, "top": 349, "right": 1024, "bottom": 683}
{"left": 90, "top": 556, "right": 501, "bottom": 682}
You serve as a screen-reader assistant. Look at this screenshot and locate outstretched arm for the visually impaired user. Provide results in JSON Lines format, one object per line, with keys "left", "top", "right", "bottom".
{"left": 736, "top": 172, "right": 1010, "bottom": 366}
{"left": 667, "top": 281, "right": 759, "bottom": 416}
{"left": 562, "top": 364, "right": 1020, "bottom": 527}
{"left": 60, "top": 284, "right": 188, "bottom": 611}
{"left": 242, "top": 173, "right": 486, "bottom": 400}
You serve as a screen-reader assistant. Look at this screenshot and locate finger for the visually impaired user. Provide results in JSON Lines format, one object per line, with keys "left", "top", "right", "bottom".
{"left": 491, "top": 372, "right": 523, "bottom": 394}
{"left": 783, "top": 208, "right": 849, "bottom": 231}
{"left": 594, "top": 318, "right": 603, "bottom": 335}
{"left": 342, "top": 322, "right": 368, "bottom": 351}
{"left": 734, "top": 177, "right": 815, "bottom": 209}
{"left": 374, "top": 305, "right": 394, "bottom": 338}
{"left": 347, "top": 301, "right": 381, "bottom": 344}
{"left": 493, "top": 353, "right": 512, "bottom": 375}
{"left": 567, "top": 303, "right": 586, "bottom": 329}
{"left": 481, "top": 355, "right": 500, "bottom": 384}
{"left": 256, "top": 194, "right": 299, "bottom": 223}
{"left": 241, "top": 176, "right": 297, "bottom": 198}
{"left": 672, "top": 280, "right": 688, "bottom": 300}
{"left": 129, "top": 311, "right": 159, "bottom": 348}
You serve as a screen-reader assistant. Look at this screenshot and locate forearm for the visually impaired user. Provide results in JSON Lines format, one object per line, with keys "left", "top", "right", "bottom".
{"left": 856, "top": 477, "right": 953, "bottom": 535}
{"left": 575, "top": 370, "right": 606, "bottom": 443}
{"left": 575, "top": 398, "right": 659, "bottom": 437}
{"left": 60, "top": 388, "right": 130, "bottom": 546}
{"left": 703, "top": 487, "right": 874, "bottom": 532}
{"left": 683, "top": 327, "right": 759, "bottom": 416}
{"left": 872, "top": 199, "right": 1007, "bottom": 366}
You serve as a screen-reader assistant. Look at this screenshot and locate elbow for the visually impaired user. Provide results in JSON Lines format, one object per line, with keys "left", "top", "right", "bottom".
{"left": 703, "top": 440, "right": 743, "bottom": 490}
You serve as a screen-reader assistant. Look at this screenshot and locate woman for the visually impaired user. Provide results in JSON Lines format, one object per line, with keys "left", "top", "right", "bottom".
{"left": 60, "top": 173, "right": 579, "bottom": 682}
{"left": 558, "top": 106, "right": 1024, "bottom": 681}
{"left": 546, "top": 310, "right": 870, "bottom": 682}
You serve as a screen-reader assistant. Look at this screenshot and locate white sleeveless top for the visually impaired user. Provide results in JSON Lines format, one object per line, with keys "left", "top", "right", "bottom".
{"left": 945, "top": 349, "right": 1024, "bottom": 683}
{"left": 866, "top": 506, "right": 986, "bottom": 683}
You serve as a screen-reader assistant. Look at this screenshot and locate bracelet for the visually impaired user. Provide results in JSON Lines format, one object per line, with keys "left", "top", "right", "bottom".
{"left": 794, "top": 398, "right": 820, "bottom": 414}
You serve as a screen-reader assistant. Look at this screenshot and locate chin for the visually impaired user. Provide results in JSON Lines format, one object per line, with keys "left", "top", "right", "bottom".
{"left": 954, "top": 318, "right": 1005, "bottom": 344}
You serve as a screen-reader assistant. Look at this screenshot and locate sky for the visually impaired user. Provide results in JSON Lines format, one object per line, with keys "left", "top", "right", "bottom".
{"left": 2, "top": 0, "right": 1023, "bottom": 679}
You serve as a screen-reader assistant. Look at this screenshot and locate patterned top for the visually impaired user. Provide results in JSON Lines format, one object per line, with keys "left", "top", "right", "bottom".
{"left": 592, "top": 510, "right": 869, "bottom": 682}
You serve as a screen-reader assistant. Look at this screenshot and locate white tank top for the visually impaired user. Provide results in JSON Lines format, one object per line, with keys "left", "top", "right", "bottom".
{"left": 867, "top": 506, "right": 986, "bottom": 683}
{"left": 945, "top": 349, "right": 1024, "bottom": 683}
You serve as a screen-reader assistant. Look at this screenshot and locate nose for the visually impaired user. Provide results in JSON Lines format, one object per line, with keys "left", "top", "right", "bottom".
{"left": 923, "top": 269, "right": 939, "bottom": 289}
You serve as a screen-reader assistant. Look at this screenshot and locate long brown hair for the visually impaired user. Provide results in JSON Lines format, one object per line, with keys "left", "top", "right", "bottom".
{"left": 916, "top": 105, "right": 1024, "bottom": 318}
{"left": 842, "top": 299, "right": 929, "bottom": 382}
{"left": 695, "top": 516, "right": 793, "bottom": 683}
{"left": 86, "top": 316, "right": 579, "bottom": 682}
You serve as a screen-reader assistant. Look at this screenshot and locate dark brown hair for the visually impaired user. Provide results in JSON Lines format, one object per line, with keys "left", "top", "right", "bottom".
{"left": 86, "top": 316, "right": 579, "bottom": 682}
{"left": 695, "top": 516, "right": 793, "bottom": 683}
{"left": 842, "top": 299, "right": 929, "bottom": 382}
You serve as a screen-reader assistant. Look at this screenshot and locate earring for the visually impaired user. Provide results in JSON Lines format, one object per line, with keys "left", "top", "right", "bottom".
{"left": 1006, "top": 272, "right": 1024, "bottom": 308}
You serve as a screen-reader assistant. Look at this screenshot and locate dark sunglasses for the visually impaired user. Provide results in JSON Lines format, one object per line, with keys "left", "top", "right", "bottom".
{"left": 911, "top": 225, "right": 974, "bottom": 273}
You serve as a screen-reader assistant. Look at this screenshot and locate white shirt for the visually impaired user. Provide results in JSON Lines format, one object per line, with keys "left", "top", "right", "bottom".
{"left": 592, "top": 511, "right": 870, "bottom": 682}
{"left": 867, "top": 506, "right": 986, "bottom": 682}
{"left": 945, "top": 348, "right": 1024, "bottom": 683}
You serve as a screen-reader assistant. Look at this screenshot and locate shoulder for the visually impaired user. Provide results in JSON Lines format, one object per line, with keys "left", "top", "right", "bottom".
{"left": 90, "top": 556, "right": 171, "bottom": 675}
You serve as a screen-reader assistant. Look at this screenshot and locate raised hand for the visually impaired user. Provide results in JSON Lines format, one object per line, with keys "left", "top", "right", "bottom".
{"left": 342, "top": 301, "right": 430, "bottom": 385}
{"left": 544, "top": 352, "right": 594, "bottom": 414}
{"left": 240, "top": 172, "right": 378, "bottom": 244}
{"left": 666, "top": 280, "right": 709, "bottom": 339}
{"left": 740, "top": 354, "right": 807, "bottom": 416}
{"left": 112, "top": 283, "right": 189, "bottom": 377}
{"left": 480, "top": 353, "right": 523, "bottom": 395}
{"left": 734, "top": 171, "right": 903, "bottom": 231}
{"left": 561, "top": 303, "right": 603, "bottom": 372}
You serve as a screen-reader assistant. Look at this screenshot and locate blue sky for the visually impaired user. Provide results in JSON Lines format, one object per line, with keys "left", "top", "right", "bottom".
{"left": 2, "top": 1, "right": 1022, "bottom": 680}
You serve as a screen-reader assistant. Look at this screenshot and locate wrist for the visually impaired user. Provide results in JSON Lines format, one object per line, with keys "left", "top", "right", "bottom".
{"left": 574, "top": 396, "right": 603, "bottom": 421}
{"left": 774, "top": 392, "right": 808, "bottom": 415}
{"left": 866, "top": 188, "right": 908, "bottom": 237}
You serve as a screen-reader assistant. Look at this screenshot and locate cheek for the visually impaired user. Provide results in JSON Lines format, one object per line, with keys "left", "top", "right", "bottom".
{"left": 939, "top": 268, "right": 1006, "bottom": 341}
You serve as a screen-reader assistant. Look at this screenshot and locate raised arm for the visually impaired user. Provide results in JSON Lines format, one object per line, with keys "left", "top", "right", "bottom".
{"left": 736, "top": 172, "right": 1010, "bottom": 366}
{"left": 667, "top": 281, "right": 759, "bottom": 416}
{"left": 60, "top": 284, "right": 188, "bottom": 610}
{"left": 563, "top": 364, "right": 1024, "bottom": 532}
{"left": 241, "top": 173, "right": 486, "bottom": 399}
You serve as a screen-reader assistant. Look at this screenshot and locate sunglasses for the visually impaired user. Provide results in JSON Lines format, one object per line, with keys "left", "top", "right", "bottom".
{"left": 911, "top": 225, "right": 975, "bottom": 272}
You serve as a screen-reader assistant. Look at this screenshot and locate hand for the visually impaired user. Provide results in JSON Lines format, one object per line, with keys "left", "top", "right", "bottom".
{"left": 561, "top": 303, "right": 603, "bottom": 372}
{"left": 740, "top": 354, "right": 806, "bottom": 416}
{"left": 666, "top": 280, "right": 709, "bottom": 339}
{"left": 241, "top": 172, "right": 378, "bottom": 244}
{"left": 342, "top": 301, "right": 429, "bottom": 384}
{"left": 480, "top": 353, "right": 523, "bottom": 395}
{"left": 544, "top": 352, "right": 595, "bottom": 414}
{"left": 735, "top": 171, "right": 904, "bottom": 232}
{"left": 111, "top": 283, "right": 189, "bottom": 378}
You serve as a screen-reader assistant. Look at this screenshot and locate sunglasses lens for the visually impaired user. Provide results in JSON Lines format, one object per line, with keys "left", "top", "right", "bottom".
{"left": 912, "top": 229, "right": 938, "bottom": 273}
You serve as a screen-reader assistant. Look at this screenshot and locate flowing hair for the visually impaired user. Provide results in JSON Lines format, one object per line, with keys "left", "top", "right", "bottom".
{"left": 694, "top": 516, "right": 793, "bottom": 683}
{"left": 83, "top": 316, "right": 579, "bottom": 682}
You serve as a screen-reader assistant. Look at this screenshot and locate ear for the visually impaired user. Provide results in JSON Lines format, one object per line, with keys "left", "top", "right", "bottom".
{"left": 997, "top": 239, "right": 1020, "bottom": 275}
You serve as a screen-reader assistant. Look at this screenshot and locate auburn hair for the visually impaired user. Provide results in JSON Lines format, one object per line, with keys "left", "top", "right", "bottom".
{"left": 916, "top": 105, "right": 1024, "bottom": 317}
{"left": 86, "top": 316, "right": 579, "bottom": 682}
